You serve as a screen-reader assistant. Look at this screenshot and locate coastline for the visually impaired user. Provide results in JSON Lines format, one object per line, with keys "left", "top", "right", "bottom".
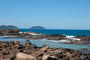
{"left": 0, "top": 28, "right": 90, "bottom": 60}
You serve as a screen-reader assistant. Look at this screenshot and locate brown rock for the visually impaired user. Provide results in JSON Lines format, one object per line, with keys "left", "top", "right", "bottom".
{"left": 16, "top": 53, "right": 37, "bottom": 60}
{"left": 42, "top": 54, "right": 59, "bottom": 60}
{"left": 70, "top": 57, "right": 80, "bottom": 60}
{"left": 40, "top": 46, "right": 49, "bottom": 52}
{"left": 14, "top": 41, "right": 21, "bottom": 48}
{"left": 65, "top": 52, "right": 72, "bottom": 58}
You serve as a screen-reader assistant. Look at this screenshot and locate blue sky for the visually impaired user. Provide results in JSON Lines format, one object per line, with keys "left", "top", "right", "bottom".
{"left": 0, "top": 0, "right": 90, "bottom": 29}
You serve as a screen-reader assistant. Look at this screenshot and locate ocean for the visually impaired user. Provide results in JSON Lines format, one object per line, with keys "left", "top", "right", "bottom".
{"left": 20, "top": 29, "right": 90, "bottom": 36}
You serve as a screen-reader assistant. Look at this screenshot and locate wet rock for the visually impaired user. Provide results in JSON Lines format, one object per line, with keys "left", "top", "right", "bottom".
{"left": 16, "top": 52, "right": 37, "bottom": 60}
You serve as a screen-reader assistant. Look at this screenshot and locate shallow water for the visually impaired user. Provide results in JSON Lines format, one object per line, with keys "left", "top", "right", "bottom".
{"left": 0, "top": 37, "right": 90, "bottom": 51}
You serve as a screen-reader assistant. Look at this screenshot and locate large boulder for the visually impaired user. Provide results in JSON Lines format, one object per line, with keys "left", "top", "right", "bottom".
{"left": 16, "top": 53, "right": 37, "bottom": 60}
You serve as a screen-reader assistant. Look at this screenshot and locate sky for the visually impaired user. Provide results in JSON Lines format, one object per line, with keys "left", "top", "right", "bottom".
{"left": 0, "top": 0, "right": 90, "bottom": 29}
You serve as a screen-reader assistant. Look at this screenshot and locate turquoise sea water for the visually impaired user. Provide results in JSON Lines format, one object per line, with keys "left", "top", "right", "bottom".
{"left": 20, "top": 29, "right": 90, "bottom": 36}
{"left": 0, "top": 37, "right": 90, "bottom": 51}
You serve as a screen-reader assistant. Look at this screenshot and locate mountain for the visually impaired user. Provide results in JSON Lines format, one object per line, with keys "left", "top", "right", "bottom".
{"left": 30, "top": 26, "right": 45, "bottom": 29}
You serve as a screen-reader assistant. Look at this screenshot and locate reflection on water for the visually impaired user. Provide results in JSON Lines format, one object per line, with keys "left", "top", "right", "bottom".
{"left": 0, "top": 37, "right": 90, "bottom": 51}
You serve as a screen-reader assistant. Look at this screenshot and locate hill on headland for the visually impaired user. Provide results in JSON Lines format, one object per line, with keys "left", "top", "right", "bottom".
{"left": 30, "top": 26, "right": 45, "bottom": 29}
{"left": 0, "top": 25, "right": 18, "bottom": 30}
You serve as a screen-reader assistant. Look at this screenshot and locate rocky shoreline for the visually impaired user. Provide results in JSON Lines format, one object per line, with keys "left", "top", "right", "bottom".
{"left": 0, "top": 41, "right": 90, "bottom": 60}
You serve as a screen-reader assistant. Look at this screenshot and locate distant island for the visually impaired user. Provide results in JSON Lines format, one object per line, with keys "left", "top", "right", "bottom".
{"left": 30, "top": 26, "right": 45, "bottom": 29}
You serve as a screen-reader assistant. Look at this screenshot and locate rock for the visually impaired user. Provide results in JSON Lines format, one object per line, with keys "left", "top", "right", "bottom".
{"left": 0, "top": 58, "right": 4, "bottom": 60}
{"left": 80, "top": 55, "right": 86, "bottom": 60}
{"left": 16, "top": 53, "right": 37, "bottom": 60}
{"left": 70, "top": 57, "right": 80, "bottom": 60}
{"left": 65, "top": 52, "right": 72, "bottom": 58}
{"left": 42, "top": 54, "right": 59, "bottom": 60}
{"left": 40, "top": 46, "right": 49, "bottom": 52}
{"left": 23, "top": 49, "right": 32, "bottom": 54}
{"left": 25, "top": 40, "right": 31, "bottom": 49}
{"left": 31, "top": 50, "right": 45, "bottom": 57}
{"left": 62, "top": 56, "right": 69, "bottom": 60}
{"left": 42, "top": 54, "right": 50, "bottom": 60}
{"left": 72, "top": 51, "right": 80, "bottom": 57}
{"left": 32, "top": 46, "right": 49, "bottom": 57}
{"left": 14, "top": 41, "right": 21, "bottom": 48}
